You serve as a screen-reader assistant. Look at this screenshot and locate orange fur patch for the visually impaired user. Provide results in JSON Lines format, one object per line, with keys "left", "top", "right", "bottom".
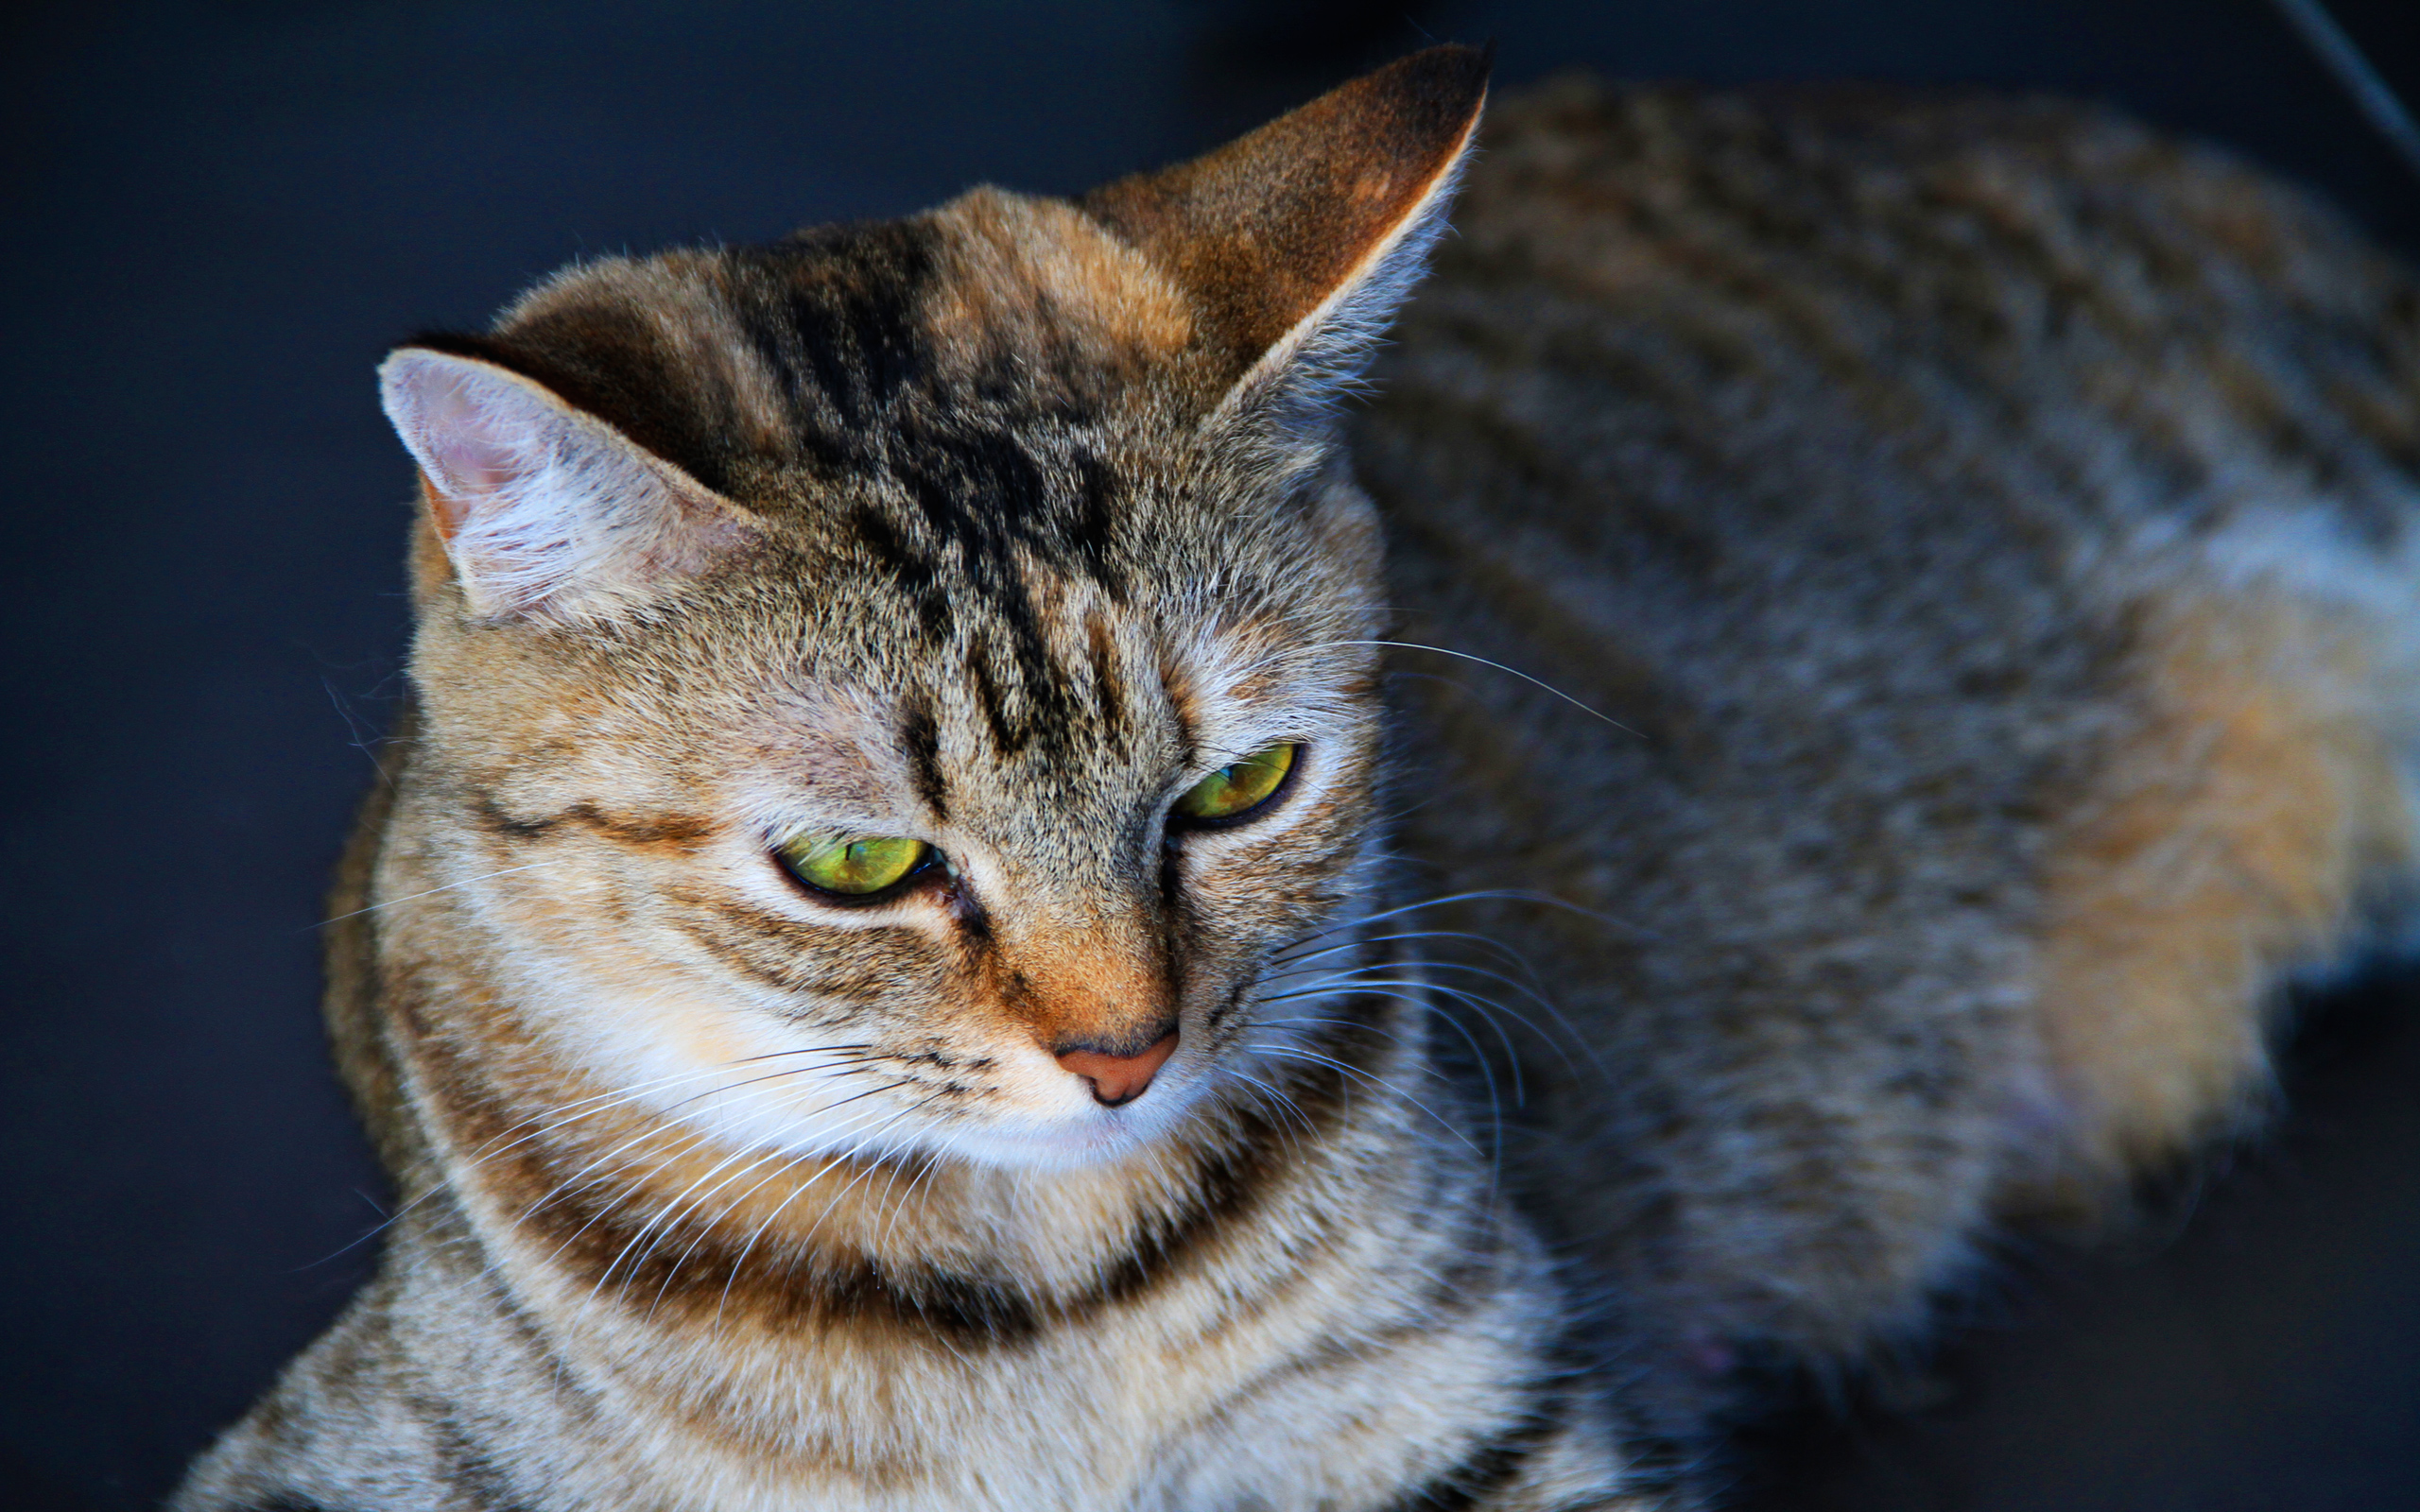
{"left": 2035, "top": 590, "right": 2411, "bottom": 1178}
{"left": 930, "top": 188, "right": 1195, "bottom": 363}
{"left": 999, "top": 926, "right": 1172, "bottom": 1055}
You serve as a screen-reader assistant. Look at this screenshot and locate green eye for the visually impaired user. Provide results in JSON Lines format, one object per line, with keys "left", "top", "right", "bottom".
{"left": 777, "top": 834, "right": 935, "bottom": 897}
{"left": 1173, "top": 743, "right": 1298, "bottom": 824}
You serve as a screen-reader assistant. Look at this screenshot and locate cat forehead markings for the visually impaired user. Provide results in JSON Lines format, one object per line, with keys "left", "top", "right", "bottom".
{"left": 439, "top": 195, "right": 1191, "bottom": 514}
{"left": 425, "top": 203, "right": 1267, "bottom": 725}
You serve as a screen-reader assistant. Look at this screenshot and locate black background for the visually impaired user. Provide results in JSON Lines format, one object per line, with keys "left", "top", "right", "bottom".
{"left": 6, "top": 3, "right": 2420, "bottom": 1507}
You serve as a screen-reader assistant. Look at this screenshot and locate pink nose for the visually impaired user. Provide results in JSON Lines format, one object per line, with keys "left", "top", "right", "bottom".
{"left": 1055, "top": 1032, "right": 1179, "bottom": 1107}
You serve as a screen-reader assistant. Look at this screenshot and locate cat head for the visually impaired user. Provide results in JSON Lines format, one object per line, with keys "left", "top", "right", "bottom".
{"left": 375, "top": 47, "right": 1486, "bottom": 1170}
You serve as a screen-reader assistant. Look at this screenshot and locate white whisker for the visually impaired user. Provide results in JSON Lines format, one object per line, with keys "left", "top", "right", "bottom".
{"left": 1250, "top": 1043, "right": 1483, "bottom": 1159}
{"left": 1230, "top": 635, "right": 1639, "bottom": 736}
{"left": 316, "top": 861, "right": 560, "bottom": 926}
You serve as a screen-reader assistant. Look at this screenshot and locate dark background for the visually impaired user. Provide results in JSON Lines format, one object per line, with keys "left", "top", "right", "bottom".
{"left": 6, "top": 2, "right": 2419, "bottom": 1507}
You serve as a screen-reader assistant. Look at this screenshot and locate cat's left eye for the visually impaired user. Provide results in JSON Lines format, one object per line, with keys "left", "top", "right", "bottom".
{"left": 777, "top": 834, "right": 937, "bottom": 899}
{"left": 1172, "top": 743, "right": 1299, "bottom": 826}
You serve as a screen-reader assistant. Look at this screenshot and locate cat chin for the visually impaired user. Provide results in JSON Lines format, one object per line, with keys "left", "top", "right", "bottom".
{"left": 911, "top": 1098, "right": 1217, "bottom": 1172}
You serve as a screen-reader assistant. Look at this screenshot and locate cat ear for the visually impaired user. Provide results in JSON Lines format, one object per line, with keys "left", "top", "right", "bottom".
{"left": 378, "top": 348, "right": 756, "bottom": 622}
{"left": 1080, "top": 43, "right": 1488, "bottom": 427}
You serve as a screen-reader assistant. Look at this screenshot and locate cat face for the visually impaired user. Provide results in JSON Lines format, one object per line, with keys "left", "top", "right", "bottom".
{"left": 379, "top": 51, "right": 1485, "bottom": 1169}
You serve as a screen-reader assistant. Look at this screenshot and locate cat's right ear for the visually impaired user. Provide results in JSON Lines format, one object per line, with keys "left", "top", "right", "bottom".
{"left": 378, "top": 348, "right": 755, "bottom": 623}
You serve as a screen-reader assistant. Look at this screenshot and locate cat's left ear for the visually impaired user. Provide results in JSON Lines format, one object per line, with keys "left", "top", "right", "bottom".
{"left": 1080, "top": 43, "right": 1488, "bottom": 429}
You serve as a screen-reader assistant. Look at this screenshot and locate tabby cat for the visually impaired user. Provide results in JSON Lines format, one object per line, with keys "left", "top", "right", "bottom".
{"left": 176, "top": 44, "right": 2420, "bottom": 1511}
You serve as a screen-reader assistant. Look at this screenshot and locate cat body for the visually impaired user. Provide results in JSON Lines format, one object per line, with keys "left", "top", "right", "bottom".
{"left": 177, "top": 49, "right": 2420, "bottom": 1511}
{"left": 1364, "top": 79, "right": 2420, "bottom": 1432}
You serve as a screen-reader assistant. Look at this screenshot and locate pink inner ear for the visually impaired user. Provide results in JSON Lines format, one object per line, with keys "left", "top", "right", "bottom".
{"left": 408, "top": 363, "right": 536, "bottom": 541}
{"left": 421, "top": 369, "right": 531, "bottom": 498}
{"left": 436, "top": 437, "right": 526, "bottom": 500}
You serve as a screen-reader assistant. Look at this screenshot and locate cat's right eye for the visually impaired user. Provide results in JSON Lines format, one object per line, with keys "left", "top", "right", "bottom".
{"left": 776, "top": 833, "right": 938, "bottom": 900}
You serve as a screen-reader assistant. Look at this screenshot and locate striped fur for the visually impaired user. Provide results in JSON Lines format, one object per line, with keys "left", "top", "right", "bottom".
{"left": 179, "top": 48, "right": 1643, "bottom": 1512}
{"left": 181, "top": 53, "right": 2420, "bottom": 1512}
{"left": 1360, "top": 79, "right": 2420, "bottom": 1439}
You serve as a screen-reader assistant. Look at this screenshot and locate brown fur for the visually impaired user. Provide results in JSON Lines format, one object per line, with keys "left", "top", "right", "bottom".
{"left": 181, "top": 48, "right": 1646, "bottom": 1512}
{"left": 1358, "top": 76, "right": 2420, "bottom": 1438}
{"left": 183, "top": 53, "right": 2420, "bottom": 1511}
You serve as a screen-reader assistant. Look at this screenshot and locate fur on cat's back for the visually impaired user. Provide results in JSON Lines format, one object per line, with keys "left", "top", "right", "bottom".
{"left": 1361, "top": 76, "right": 2420, "bottom": 1432}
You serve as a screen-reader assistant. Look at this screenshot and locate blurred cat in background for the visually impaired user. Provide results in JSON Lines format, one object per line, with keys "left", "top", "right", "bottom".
{"left": 177, "top": 43, "right": 2420, "bottom": 1511}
